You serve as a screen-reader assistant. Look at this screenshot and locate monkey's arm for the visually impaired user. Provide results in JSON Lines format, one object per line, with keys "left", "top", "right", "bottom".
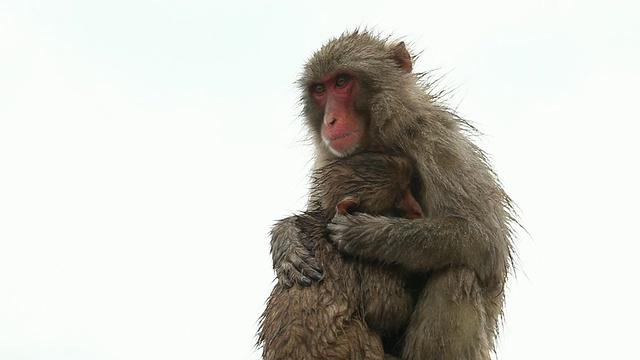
{"left": 328, "top": 213, "right": 509, "bottom": 283}
{"left": 270, "top": 216, "right": 324, "bottom": 288}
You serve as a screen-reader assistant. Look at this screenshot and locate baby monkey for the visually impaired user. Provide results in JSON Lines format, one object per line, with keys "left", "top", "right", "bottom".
{"left": 259, "top": 152, "right": 423, "bottom": 360}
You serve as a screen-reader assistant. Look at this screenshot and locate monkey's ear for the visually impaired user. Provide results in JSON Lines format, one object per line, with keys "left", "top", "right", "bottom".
{"left": 391, "top": 42, "right": 412, "bottom": 73}
{"left": 336, "top": 196, "right": 359, "bottom": 215}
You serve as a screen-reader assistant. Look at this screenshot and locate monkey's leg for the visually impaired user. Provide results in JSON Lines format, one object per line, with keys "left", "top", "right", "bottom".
{"left": 403, "top": 267, "right": 491, "bottom": 360}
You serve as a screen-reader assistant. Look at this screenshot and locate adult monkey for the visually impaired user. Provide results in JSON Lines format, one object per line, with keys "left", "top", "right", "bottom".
{"left": 271, "top": 30, "right": 516, "bottom": 359}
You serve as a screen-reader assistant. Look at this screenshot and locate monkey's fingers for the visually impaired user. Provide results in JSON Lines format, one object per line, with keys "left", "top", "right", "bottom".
{"left": 276, "top": 262, "right": 301, "bottom": 288}
{"left": 327, "top": 213, "right": 351, "bottom": 249}
{"left": 276, "top": 253, "right": 323, "bottom": 288}
{"left": 328, "top": 212, "right": 378, "bottom": 256}
{"left": 293, "top": 252, "right": 324, "bottom": 285}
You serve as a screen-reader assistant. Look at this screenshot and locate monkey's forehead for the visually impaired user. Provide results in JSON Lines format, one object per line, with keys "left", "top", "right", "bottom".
{"left": 299, "top": 31, "right": 399, "bottom": 84}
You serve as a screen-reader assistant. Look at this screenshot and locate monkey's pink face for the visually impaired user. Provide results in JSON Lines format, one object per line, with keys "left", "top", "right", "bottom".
{"left": 311, "top": 72, "right": 366, "bottom": 157}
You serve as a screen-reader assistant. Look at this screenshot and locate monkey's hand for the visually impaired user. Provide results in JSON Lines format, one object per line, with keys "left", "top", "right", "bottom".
{"left": 327, "top": 213, "right": 407, "bottom": 263}
{"left": 328, "top": 212, "right": 394, "bottom": 259}
{"left": 270, "top": 216, "right": 323, "bottom": 288}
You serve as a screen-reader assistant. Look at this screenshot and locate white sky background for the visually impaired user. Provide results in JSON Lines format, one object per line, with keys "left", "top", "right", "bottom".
{"left": 1, "top": 1, "right": 639, "bottom": 359}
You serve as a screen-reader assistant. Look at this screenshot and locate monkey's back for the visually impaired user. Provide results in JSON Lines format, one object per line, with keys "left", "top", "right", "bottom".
{"left": 259, "top": 212, "right": 385, "bottom": 360}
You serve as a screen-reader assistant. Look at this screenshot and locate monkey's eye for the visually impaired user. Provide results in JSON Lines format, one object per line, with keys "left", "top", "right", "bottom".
{"left": 335, "top": 74, "right": 350, "bottom": 87}
{"left": 313, "top": 84, "right": 326, "bottom": 94}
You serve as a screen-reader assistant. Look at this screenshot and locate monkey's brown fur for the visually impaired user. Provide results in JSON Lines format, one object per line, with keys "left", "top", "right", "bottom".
{"left": 259, "top": 153, "right": 419, "bottom": 360}
{"left": 270, "top": 30, "right": 517, "bottom": 359}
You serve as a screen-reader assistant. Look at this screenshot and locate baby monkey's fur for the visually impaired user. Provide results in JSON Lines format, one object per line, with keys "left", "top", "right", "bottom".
{"left": 259, "top": 153, "right": 421, "bottom": 360}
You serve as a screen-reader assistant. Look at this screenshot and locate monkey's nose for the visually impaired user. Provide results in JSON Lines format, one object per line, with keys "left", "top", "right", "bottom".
{"left": 324, "top": 115, "right": 337, "bottom": 127}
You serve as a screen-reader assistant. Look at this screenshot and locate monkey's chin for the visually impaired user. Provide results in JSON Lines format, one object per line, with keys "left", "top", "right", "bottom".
{"left": 323, "top": 134, "right": 360, "bottom": 158}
